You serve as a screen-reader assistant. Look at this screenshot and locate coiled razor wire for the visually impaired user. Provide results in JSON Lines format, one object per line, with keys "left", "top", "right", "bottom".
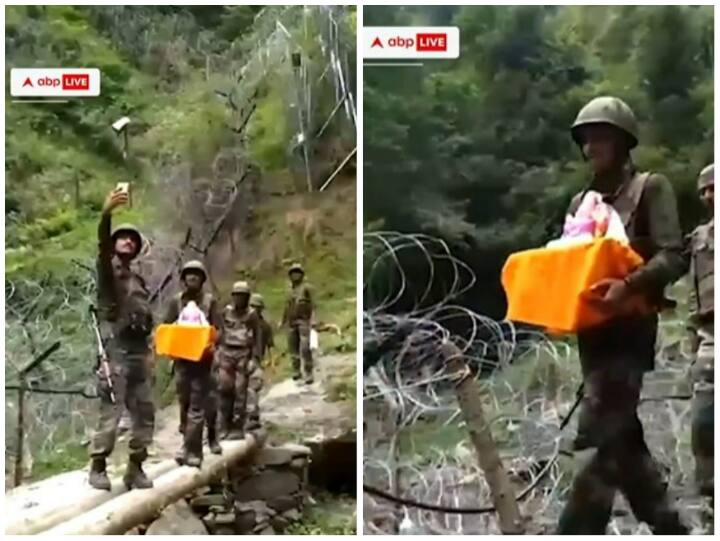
{"left": 362, "top": 232, "right": 698, "bottom": 535}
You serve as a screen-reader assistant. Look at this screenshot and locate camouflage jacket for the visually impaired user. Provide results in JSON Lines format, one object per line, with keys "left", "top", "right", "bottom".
{"left": 282, "top": 282, "right": 314, "bottom": 326}
{"left": 220, "top": 304, "right": 261, "bottom": 359}
{"left": 568, "top": 164, "right": 685, "bottom": 304}
{"left": 96, "top": 213, "right": 152, "bottom": 338}
{"left": 686, "top": 218, "right": 714, "bottom": 326}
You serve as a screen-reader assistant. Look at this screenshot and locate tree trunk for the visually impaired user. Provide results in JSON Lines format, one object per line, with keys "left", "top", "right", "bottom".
{"left": 41, "top": 432, "right": 264, "bottom": 535}
{"left": 440, "top": 341, "right": 525, "bottom": 534}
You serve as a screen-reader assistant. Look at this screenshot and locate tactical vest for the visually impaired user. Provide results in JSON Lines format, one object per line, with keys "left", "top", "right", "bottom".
{"left": 222, "top": 305, "right": 255, "bottom": 348}
{"left": 569, "top": 170, "right": 676, "bottom": 307}
{"left": 176, "top": 291, "right": 214, "bottom": 322}
{"left": 103, "top": 258, "right": 153, "bottom": 339}
{"left": 285, "top": 283, "right": 313, "bottom": 324}
{"left": 690, "top": 221, "right": 714, "bottom": 317}
{"left": 569, "top": 171, "right": 650, "bottom": 255}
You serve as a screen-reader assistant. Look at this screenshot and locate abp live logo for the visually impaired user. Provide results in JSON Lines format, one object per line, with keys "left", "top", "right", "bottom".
{"left": 11, "top": 68, "right": 100, "bottom": 97}
{"left": 365, "top": 27, "right": 460, "bottom": 59}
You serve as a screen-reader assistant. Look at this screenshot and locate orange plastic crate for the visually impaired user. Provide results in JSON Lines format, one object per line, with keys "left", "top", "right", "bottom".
{"left": 501, "top": 238, "right": 650, "bottom": 334}
{"left": 155, "top": 324, "right": 217, "bottom": 361}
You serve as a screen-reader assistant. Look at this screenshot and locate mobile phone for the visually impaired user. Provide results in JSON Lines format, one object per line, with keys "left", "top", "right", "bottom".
{"left": 116, "top": 182, "right": 129, "bottom": 195}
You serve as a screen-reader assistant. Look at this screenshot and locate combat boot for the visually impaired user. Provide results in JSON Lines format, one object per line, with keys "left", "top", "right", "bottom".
{"left": 304, "top": 374, "right": 314, "bottom": 385}
{"left": 88, "top": 458, "right": 111, "bottom": 491}
{"left": 185, "top": 454, "right": 202, "bottom": 468}
{"left": 123, "top": 458, "right": 153, "bottom": 490}
{"left": 219, "top": 417, "right": 232, "bottom": 440}
{"left": 226, "top": 426, "right": 245, "bottom": 440}
{"left": 174, "top": 447, "right": 185, "bottom": 466}
{"left": 208, "top": 427, "right": 222, "bottom": 455}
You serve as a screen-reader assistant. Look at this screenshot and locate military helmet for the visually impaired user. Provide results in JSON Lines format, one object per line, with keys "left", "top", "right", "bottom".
{"left": 571, "top": 96, "right": 639, "bottom": 149}
{"left": 288, "top": 262, "right": 304, "bottom": 275}
{"left": 111, "top": 223, "right": 143, "bottom": 258}
{"left": 232, "top": 281, "right": 251, "bottom": 295}
{"left": 180, "top": 260, "right": 207, "bottom": 281}
{"left": 698, "top": 164, "right": 714, "bottom": 191}
{"left": 250, "top": 293, "right": 265, "bottom": 308}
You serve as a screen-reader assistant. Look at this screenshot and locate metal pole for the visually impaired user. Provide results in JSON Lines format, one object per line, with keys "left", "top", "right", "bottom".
{"left": 123, "top": 129, "right": 132, "bottom": 208}
{"left": 319, "top": 146, "right": 356, "bottom": 192}
{"left": 14, "top": 384, "right": 25, "bottom": 487}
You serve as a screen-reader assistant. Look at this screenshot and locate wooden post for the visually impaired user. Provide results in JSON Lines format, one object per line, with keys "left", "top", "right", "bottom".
{"left": 440, "top": 341, "right": 525, "bottom": 534}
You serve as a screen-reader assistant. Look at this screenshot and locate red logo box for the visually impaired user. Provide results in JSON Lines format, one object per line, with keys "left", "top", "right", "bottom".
{"left": 62, "top": 73, "right": 90, "bottom": 90}
{"left": 416, "top": 33, "right": 447, "bottom": 52}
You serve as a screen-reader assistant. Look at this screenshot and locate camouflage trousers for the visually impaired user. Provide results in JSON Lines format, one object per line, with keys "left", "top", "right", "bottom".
{"left": 246, "top": 359, "right": 264, "bottom": 430}
{"left": 216, "top": 346, "right": 251, "bottom": 432}
{"left": 691, "top": 322, "right": 714, "bottom": 496}
{"left": 175, "top": 356, "right": 217, "bottom": 458}
{"left": 559, "top": 317, "right": 686, "bottom": 534}
{"left": 89, "top": 340, "right": 155, "bottom": 462}
{"left": 288, "top": 322, "right": 313, "bottom": 378}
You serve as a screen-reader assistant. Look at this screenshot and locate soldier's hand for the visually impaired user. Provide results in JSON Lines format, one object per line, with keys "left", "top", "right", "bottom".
{"left": 102, "top": 188, "right": 129, "bottom": 215}
{"left": 588, "top": 278, "right": 629, "bottom": 311}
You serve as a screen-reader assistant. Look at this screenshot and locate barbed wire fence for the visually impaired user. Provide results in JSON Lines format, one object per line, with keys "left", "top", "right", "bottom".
{"left": 362, "top": 232, "right": 701, "bottom": 535}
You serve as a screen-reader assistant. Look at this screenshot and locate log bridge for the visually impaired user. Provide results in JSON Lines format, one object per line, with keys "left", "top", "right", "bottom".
{"left": 5, "top": 431, "right": 288, "bottom": 535}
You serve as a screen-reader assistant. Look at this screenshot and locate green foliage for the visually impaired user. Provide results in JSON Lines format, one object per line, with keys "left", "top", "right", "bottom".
{"left": 364, "top": 5, "right": 713, "bottom": 317}
{"left": 30, "top": 441, "right": 88, "bottom": 482}
{"left": 247, "top": 85, "right": 292, "bottom": 170}
{"left": 285, "top": 492, "right": 356, "bottom": 535}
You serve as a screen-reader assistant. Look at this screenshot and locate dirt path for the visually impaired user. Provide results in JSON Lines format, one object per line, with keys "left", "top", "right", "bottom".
{"left": 261, "top": 353, "right": 356, "bottom": 443}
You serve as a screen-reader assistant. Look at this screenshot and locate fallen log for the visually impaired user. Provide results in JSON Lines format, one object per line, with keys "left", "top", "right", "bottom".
{"left": 41, "top": 432, "right": 265, "bottom": 535}
{"left": 6, "top": 460, "right": 177, "bottom": 535}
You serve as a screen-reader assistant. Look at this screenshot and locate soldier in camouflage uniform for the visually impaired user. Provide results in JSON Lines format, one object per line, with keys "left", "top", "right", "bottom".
{"left": 163, "top": 260, "right": 222, "bottom": 467}
{"left": 217, "top": 281, "right": 261, "bottom": 439}
{"left": 282, "top": 263, "right": 315, "bottom": 384}
{"left": 246, "top": 293, "right": 274, "bottom": 430}
{"left": 88, "top": 188, "right": 155, "bottom": 491}
{"left": 557, "top": 97, "right": 688, "bottom": 534}
{"left": 685, "top": 164, "right": 714, "bottom": 497}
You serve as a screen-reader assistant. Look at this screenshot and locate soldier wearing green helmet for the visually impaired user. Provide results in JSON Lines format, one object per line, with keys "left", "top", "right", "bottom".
{"left": 216, "top": 280, "right": 261, "bottom": 439}
{"left": 88, "top": 187, "right": 155, "bottom": 491}
{"left": 163, "top": 260, "right": 222, "bottom": 467}
{"left": 683, "top": 163, "right": 714, "bottom": 497}
{"left": 281, "top": 263, "right": 316, "bottom": 384}
{"left": 558, "top": 97, "right": 688, "bottom": 534}
{"left": 246, "top": 293, "right": 274, "bottom": 430}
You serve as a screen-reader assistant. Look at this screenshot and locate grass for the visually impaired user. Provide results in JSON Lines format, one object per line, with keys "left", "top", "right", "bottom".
{"left": 324, "top": 368, "right": 357, "bottom": 403}
{"left": 285, "top": 492, "right": 356, "bottom": 535}
{"left": 30, "top": 441, "right": 88, "bottom": 482}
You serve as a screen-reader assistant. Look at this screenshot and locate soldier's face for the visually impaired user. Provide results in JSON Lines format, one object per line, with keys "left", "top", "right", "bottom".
{"left": 184, "top": 273, "right": 204, "bottom": 291}
{"left": 700, "top": 185, "right": 714, "bottom": 215}
{"left": 114, "top": 233, "right": 138, "bottom": 257}
{"left": 581, "top": 124, "right": 624, "bottom": 173}
{"left": 289, "top": 271, "right": 303, "bottom": 284}
{"left": 233, "top": 293, "right": 249, "bottom": 308}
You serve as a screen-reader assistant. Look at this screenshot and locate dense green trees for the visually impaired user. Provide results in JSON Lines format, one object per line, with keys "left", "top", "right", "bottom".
{"left": 364, "top": 5, "right": 713, "bottom": 317}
